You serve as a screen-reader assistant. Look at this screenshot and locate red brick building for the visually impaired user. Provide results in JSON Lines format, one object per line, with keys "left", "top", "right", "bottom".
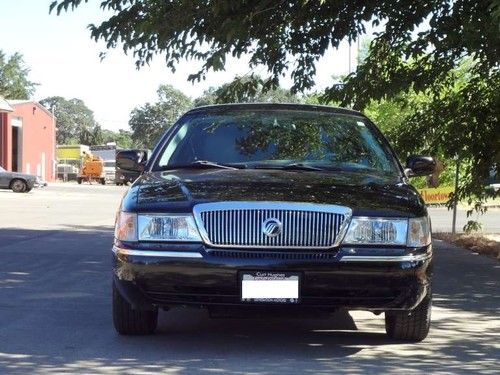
{"left": 0, "top": 100, "right": 56, "bottom": 182}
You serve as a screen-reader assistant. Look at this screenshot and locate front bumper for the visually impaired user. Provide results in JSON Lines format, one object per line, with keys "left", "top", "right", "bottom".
{"left": 112, "top": 243, "right": 432, "bottom": 312}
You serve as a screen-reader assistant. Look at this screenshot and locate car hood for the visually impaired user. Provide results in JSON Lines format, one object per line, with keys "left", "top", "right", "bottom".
{"left": 122, "top": 169, "right": 426, "bottom": 217}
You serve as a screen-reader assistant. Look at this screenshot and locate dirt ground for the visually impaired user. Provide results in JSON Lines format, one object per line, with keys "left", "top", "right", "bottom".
{"left": 434, "top": 233, "right": 500, "bottom": 260}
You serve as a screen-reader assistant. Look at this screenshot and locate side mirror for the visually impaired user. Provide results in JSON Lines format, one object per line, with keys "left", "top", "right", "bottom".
{"left": 116, "top": 150, "right": 148, "bottom": 173}
{"left": 405, "top": 155, "right": 436, "bottom": 177}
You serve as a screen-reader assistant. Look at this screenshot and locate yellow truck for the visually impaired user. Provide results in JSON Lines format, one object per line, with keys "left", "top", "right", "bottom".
{"left": 57, "top": 145, "right": 89, "bottom": 181}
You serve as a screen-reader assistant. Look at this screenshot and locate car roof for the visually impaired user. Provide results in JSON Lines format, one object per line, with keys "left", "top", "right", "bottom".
{"left": 185, "top": 103, "right": 365, "bottom": 117}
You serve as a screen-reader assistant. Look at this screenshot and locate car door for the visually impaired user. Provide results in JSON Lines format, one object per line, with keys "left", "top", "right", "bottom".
{"left": 0, "top": 170, "right": 12, "bottom": 188}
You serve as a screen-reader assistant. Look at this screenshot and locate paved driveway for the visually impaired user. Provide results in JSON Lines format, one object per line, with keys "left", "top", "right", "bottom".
{"left": 0, "top": 185, "right": 498, "bottom": 374}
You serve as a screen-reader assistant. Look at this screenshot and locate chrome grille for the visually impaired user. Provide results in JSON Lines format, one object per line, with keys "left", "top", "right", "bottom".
{"left": 193, "top": 202, "right": 351, "bottom": 249}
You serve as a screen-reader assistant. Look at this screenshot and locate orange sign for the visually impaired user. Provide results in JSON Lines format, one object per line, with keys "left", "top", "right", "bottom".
{"left": 417, "top": 187, "right": 454, "bottom": 204}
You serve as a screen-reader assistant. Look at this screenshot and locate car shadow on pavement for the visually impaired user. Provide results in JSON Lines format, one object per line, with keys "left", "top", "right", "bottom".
{"left": 0, "top": 228, "right": 498, "bottom": 374}
{"left": 432, "top": 239, "right": 500, "bottom": 316}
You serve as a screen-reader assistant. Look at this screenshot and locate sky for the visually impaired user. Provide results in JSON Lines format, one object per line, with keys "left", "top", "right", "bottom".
{"left": 0, "top": 0, "right": 358, "bottom": 132}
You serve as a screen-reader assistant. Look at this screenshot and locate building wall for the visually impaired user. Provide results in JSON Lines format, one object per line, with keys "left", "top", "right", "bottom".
{"left": 0, "top": 112, "right": 13, "bottom": 170}
{"left": 8, "top": 103, "right": 56, "bottom": 181}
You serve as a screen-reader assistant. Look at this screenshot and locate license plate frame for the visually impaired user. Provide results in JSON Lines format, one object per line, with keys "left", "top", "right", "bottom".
{"left": 240, "top": 271, "right": 300, "bottom": 304}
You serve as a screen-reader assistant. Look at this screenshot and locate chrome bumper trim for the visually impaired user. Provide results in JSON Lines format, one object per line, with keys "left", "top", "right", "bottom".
{"left": 113, "top": 246, "right": 430, "bottom": 262}
{"left": 112, "top": 246, "right": 203, "bottom": 258}
{"left": 340, "top": 253, "right": 431, "bottom": 262}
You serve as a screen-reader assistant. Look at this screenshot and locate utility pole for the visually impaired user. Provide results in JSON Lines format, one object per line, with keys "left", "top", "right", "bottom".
{"left": 348, "top": 41, "right": 352, "bottom": 74}
{"left": 51, "top": 105, "right": 57, "bottom": 181}
{"left": 451, "top": 158, "right": 460, "bottom": 234}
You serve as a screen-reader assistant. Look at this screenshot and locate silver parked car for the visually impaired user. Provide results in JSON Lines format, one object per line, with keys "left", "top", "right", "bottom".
{"left": 0, "top": 166, "right": 37, "bottom": 193}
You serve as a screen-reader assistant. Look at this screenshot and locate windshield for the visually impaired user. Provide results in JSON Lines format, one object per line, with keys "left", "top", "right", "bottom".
{"left": 155, "top": 109, "right": 400, "bottom": 174}
{"left": 0, "top": 166, "right": 5, "bottom": 172}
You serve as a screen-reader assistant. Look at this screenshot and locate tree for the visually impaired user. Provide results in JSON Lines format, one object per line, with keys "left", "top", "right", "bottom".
{"left": 194, "top": 75, "right": 302, "bottom": 106}
{"left": 0, "top": 50, "right": 37, "bottom": 99}
{"left": 100, "top": 128, "right": 134, "bottom": 148}
{"left": 129, "top": 85, "right": 191, "bottom": 149}
{"left": 389, "top": 65, "right": 500, "bottom": 206}
{"left": 130, "top": 79, "right": 301, "bottom": 149}
{"left": 40, "top": 96, "right": 102, "bottom": 145}
{"left": 50, "top": 1, "right": 498, "bottom": 93}
{"left": 50, "top": 0, "right": 498, "bottom": 203}
{"left": 358, "top": 55, "right": 499, "bottom": 204}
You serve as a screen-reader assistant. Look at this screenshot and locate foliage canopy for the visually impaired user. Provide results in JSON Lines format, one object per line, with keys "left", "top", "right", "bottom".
{"left": 194, "top": 75, "right": 302, "bottom": 107}
{"left": 50, "top": 0, "right": 499, "bottom": 96}
{"left": 129, "top": 84, "right": 192, "bottom": 148}
{"left": 51, "top": 0, "right": 499, "bottom": 206}
{"left": 41, "top": 96, "right": 102, "bottom": 145}
{"left": 0, "top": 50, "right": 37, "bottom": 99}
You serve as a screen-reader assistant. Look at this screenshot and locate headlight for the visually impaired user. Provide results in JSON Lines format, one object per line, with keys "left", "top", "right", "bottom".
{"left": 342, "top": 216, "right": 431, "bottom": 247}
{"left": 407, "top": 216, "right": 431, "bottom": 247}
{"left": 343, "top": 217, "right": 408, "bottom": 246}
{"left": 114, "top": 211, "right": 137, "bottom": 241}
{"left": 138, "top": 214, "right": 202, "bottom": 242}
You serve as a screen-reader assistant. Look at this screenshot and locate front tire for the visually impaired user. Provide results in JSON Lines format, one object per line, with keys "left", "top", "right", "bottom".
{"left": 112, "top": 282, "right": 158, "bottom": 335}
{"left": 385, "top": 290, "right": 432, "bottom": 342}
{"left": 11, "top": 179, "right": 27, "bottom": 193}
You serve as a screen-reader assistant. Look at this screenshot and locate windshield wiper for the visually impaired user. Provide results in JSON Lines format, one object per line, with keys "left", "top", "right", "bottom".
{"left": 253, "top": 163, "right": 325, "bottom": 171}
{"left": 281, "top": 163, "right": 325, "bottom": 171}
{"left": 160, "top": 160, "right": 244, "bottom": 170}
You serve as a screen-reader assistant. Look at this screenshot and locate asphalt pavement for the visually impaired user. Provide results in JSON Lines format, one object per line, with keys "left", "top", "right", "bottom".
{"left": 0, "top": 184, "right": 498, "bottom": 374}
{"left": 428, "top": 206, "right": 500, "bottom": 233}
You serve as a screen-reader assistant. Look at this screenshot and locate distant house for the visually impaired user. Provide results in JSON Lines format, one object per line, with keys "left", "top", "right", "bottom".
{"left": 0, "top": 100, "right": 56, "bottom": 182}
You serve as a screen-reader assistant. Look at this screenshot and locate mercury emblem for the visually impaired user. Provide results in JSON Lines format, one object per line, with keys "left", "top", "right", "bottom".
{"left": 262, "top": 218, "right": 283, "bottom": 238}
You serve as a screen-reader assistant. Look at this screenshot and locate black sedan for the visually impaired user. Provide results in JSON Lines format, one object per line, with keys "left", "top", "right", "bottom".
{"left": 0, "top": 166, "right": 36, "bottom": 193}
{"left": 112, "top": 104, "right": 435, "bottom": 341}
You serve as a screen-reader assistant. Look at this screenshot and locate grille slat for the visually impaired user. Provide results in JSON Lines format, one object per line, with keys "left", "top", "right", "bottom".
{"left": 208, "top": 249, "right": 338, "bottom": 260}
{"left": 196, "top": 202, "right": 350, "bottom": 249}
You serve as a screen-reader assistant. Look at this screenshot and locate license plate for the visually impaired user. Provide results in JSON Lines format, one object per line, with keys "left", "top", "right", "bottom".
{"left": 241, "top": 271, "right": 300, "bottom": 303}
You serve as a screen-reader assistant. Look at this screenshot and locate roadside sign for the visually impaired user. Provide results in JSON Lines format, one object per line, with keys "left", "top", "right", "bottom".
{"left": 418, "top": 187, "right": 454, "bottom": 204}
